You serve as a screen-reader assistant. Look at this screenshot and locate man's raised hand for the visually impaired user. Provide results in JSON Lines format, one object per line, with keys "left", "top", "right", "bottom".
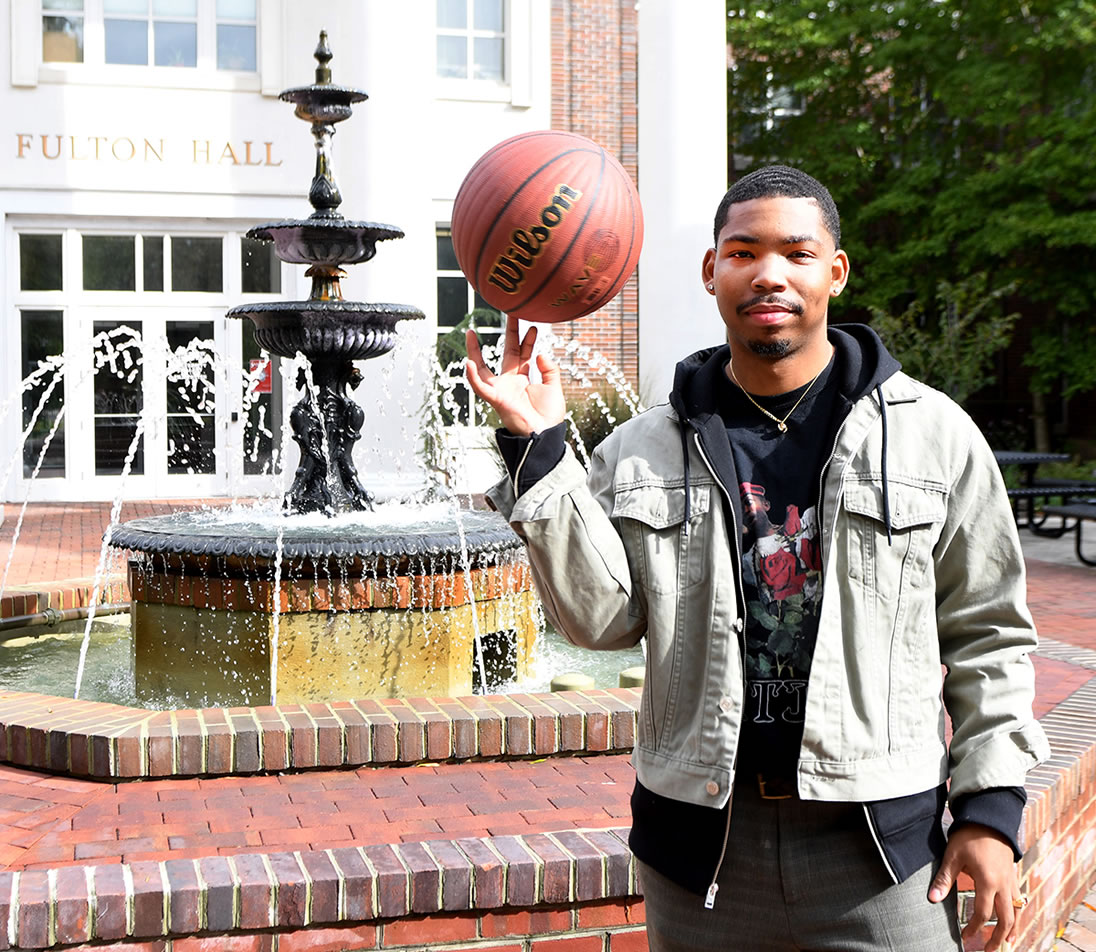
{"left": 464, "top": 316, "right": 566, "bottom": 437}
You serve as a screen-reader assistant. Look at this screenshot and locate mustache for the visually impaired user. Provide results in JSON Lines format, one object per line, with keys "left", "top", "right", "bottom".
{"left": 736, "top": 294, "right": 804, "bottom": 316}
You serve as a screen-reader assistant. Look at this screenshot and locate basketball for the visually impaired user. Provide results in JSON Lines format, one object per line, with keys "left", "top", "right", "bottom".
{"left": 451, "top": 130, "right": 643, "bottom": 323}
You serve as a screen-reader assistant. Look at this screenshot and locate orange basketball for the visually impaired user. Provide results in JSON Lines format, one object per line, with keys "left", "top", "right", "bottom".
{"left": 451, "top": 130, "right": 643, "bottom": 323}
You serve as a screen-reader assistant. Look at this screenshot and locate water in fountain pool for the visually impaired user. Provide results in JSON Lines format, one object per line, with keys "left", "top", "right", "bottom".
{"left": 0, "top": 613, "right": 644, "bottom": 708}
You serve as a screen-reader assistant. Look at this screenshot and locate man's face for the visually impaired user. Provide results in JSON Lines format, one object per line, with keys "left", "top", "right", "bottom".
{"left": 702, "top": 196, "right": 849, "bottom": 361}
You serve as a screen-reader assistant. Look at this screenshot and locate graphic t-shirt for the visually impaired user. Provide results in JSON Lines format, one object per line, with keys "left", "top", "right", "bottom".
{"left": 717, "top": 353, "right": 842, "bottom": 778}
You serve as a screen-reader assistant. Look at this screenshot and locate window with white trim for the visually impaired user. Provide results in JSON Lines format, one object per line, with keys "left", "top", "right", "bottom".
{"left": 40, "top": 0, "right": 257, "bottom": 71}
{"left": 436, "top": 0, "right": 505, "bottom": 82}
{"left": 13, "top": 226, "right": 283, "bottom": 484}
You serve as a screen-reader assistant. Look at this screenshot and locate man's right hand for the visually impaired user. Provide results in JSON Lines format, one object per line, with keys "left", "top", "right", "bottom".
{"left": 465, "top": 315, "right": 566, "bottom": 437}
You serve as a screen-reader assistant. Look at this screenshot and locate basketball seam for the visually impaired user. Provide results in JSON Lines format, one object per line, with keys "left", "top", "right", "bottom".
{"left": 503, "top": 148, "right": 607, "bottom": 315}
{"left": 469, "top": 145, "right": 601, "bottom": 290}
{"left": 567, "top": 161, "right": 642, "bottom": 319}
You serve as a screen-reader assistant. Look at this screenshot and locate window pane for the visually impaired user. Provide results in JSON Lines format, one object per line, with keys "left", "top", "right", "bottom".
{"left": 105, "top": 19, "right": 148, "bottom": 65}
{"left": 83, "top": 235, "right": 136, "bottom": 291}
{"left": 473, "top": 37, "right": 504, "bottom": 80}
{"left": 241, "top": 237, "right": 280, "bottom": 293}
{"left": 154, "top": 21, "right": 196, "bottom": 66}
{"left": 217, "top": 0, "right": 255, "bottom": 17}
{"left": 172, "top": 237, "right": 222, "bottom": 291}
{"left": 20, "top": 234, "right": 63, "bottom": 291}
{"left": 166, "top": 321, "right": 215, "bottom": 474}
{"left": 437, "top": 0, "right": 466, "bottom": 29}
{"left": 143, "top": 235, "right": 164, "bottom": 290}
{"left": 21, "top": 311, "right": 66, "bottom": 479}
{"left": 44, "top": 0, "right": 84, "bottom": 10}
{"left": 437, "top": 276, "right": 471, "bottom": 327}
{"left": 93, "top": 322, "right": 144, "bottom": 475}
{"left": 437, "top": 35, "right": 467, "bottom": 78}
{"left": 217, "top": 24, "right": 256, "bottom": 71}
{"left": 436, "top": 230, "right": 460, "bottom": 271}
{"left": 241, "top": 321, "right": 282, "bottom": 475}
{"left": 474, "top": 0, "right": 503, "bottom": 32}
{"left": 43, "top": 15, "right": 84, "bottom": 62}
{"left": 153, "top": 0, "right": 196, "bottom": 14}
{"left": 105, "top": 0, "right": 148, "bottom": 12}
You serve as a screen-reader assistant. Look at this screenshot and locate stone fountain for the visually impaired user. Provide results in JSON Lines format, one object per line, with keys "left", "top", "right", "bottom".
{"left": 107, "top": 34, "right": 538, "bottom": 707}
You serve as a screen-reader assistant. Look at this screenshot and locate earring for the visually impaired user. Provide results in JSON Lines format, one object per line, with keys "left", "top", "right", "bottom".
{"left": 707, "top": 284, "right": 714, "bottom": 292}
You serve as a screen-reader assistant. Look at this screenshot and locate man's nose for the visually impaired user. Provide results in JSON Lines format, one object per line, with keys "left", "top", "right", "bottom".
{"left": 752, "top": 254, "right": 788, "bottom": 291}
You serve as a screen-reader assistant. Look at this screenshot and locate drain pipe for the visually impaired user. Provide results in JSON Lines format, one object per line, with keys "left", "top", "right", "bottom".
{"left": 0, "top": 603, "right": 131, "bottom": 641}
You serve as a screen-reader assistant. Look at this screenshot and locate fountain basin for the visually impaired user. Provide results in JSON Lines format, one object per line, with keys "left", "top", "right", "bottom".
{"left": 227, "top": 300, "right": 425, "bottom": 361}
{"left": 247, "top": 219, "right": 403, "bottom": 265}
{"left": 110, "top": 506, "right": 539, "bottom": 706}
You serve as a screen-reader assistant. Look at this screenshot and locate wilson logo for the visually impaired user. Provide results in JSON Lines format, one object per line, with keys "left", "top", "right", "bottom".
{"left": 487, "top": 184, "right": 583, "bottom": 295}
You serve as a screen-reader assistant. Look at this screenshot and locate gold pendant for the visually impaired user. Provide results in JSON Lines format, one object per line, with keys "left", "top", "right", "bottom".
{"left": 777, "top": 422, "right": 788, "bottom": 433}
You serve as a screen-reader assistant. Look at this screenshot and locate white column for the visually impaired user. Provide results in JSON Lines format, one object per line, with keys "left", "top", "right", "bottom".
{"left": 637, "top": 0, "right": 727, "bottom": 406}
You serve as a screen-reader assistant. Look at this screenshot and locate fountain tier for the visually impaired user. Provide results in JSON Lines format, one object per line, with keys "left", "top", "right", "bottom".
{"left": 115, "top": 507, "right": 538, "bottom": 707}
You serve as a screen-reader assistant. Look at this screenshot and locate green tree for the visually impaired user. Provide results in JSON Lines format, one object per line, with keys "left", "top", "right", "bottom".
{"left": 870, "top": 274, "right": 1019, "bottom": 405}
{"left": 727, "top": 0, "right": 1096, "bottom": 447}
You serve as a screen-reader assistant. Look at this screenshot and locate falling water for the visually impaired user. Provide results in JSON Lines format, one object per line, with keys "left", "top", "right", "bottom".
{"left": 0, "top": 370, "right": 66, "bottom": 598}
{"left": 270, "top": 524, "right": 286, "bottom": 705}
{"left": 74, "top": 418, "right": 146, "bottom": 699}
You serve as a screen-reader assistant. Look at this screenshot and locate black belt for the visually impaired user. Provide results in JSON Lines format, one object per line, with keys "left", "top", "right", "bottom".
{"left": 756, "top": 773, "right": 797, "bottom": 800}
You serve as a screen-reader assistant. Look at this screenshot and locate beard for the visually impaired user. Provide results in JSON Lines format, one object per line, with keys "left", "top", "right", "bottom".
{"left": 747, "top": 338, "right": 791, "bottom": 357}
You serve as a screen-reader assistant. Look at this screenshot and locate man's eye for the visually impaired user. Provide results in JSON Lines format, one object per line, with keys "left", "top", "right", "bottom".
{"left": 728, "top": 250, "right": 753, "bottom": 259}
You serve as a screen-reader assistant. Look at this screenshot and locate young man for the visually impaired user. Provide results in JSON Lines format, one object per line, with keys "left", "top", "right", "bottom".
{"left": 465, "top": 166, "right": 1048, "bottom": 952}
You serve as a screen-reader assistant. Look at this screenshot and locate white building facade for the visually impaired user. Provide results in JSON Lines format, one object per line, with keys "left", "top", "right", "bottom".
{"left": 2, "top": 0, "right": 725, "bottom": 503}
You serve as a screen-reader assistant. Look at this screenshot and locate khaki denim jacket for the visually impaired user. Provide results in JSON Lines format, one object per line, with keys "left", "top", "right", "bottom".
{"left": 487, "top": 369, "right": 1050, "bottom": 813}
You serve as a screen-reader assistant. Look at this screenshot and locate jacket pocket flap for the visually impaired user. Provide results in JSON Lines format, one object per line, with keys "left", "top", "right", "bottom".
{"left": 843, "top": 481, "right": 947, "bottom": 530}
{"left": 611, "top": 484, "right": 711, "bottom": 529}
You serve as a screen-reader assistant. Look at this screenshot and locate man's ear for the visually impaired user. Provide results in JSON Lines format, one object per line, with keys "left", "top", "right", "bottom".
{"left": 702, "top": 247, "right": 716, "bottom": 291}
{"left": 830, "top": 249, "right": 850, "bottom": 296}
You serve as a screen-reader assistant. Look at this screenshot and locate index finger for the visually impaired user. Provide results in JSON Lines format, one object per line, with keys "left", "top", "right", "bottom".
{"left": 465, "top": 327, "right": 489, "bottom": 373}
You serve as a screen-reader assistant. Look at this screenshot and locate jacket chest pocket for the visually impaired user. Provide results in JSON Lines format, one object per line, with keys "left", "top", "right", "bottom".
{"left": 613, "top": 483, "right": 712, "bottom": 596}
{"left": 842, "top": 480, "right": 947, "bottom": 598}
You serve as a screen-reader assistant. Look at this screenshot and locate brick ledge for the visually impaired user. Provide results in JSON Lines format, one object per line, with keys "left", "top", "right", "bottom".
{"left": 0, "top": 689, "right": 641, "bottom": 780}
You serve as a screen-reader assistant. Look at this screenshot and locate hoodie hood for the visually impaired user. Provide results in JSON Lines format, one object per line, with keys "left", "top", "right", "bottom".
{"left": 667, "top": 322, "right": 903, "bottom": 544}
{"left": 668, "top": 323, "right": 900, "bottom": 425}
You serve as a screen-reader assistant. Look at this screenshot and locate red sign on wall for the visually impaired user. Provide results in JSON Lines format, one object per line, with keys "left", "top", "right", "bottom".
{"left": 249, "top": 358, "right": 272, "bottom": 394}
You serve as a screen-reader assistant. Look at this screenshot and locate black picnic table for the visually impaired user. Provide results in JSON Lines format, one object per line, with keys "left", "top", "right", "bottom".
{"left": 993, "top": 451, "right": 1078, "bottom": 528}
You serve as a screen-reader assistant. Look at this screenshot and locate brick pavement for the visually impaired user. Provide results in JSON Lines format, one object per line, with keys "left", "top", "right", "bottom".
{"left": 0, "top": 756, "right": 635, "bottom": 872}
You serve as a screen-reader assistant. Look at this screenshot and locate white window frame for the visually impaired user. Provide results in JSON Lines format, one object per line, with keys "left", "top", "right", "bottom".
{"left": 6, "top": 218, "right": 289, "bottom": 501}
{"left": 10, "top": 0, "right": 283, "bottom": 91}
{"left": 434, "top": 0, "right": 532, "bottom": 107}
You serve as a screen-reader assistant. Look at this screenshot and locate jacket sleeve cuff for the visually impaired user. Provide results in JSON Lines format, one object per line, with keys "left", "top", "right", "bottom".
{"left": 495, "top": 423, "right": 567, "bottom": 497}
{"left": 949, "top": 786, "right": 1027, "bottom": 861}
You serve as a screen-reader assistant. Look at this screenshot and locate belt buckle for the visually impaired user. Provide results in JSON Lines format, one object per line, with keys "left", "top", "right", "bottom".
{"left": 757, "top": 773, "right": 794, "bottom": 800}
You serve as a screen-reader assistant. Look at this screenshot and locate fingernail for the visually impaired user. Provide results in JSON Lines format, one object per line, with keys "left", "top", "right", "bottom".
{"left": 928, "top": 888, "right": 942, "bottom": 902}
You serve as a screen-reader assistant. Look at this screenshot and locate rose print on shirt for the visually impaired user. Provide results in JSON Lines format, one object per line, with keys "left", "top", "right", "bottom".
{"left": 740, "top": 483, "right": 823, "bottom": 687}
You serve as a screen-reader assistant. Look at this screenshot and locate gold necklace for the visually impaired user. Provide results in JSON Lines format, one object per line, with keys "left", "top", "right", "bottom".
{"left": 728, "top": 359, "right": 826, "bottom": 433}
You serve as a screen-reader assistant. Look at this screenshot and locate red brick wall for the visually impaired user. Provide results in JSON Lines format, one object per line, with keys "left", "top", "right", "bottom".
{"left": 551, "top": 0, "right": 640, "bottom": 397}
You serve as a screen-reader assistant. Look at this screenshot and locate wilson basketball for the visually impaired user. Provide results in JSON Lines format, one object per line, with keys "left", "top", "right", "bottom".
{"left": 451, "top": 130, "right": 643, "bottom": 323}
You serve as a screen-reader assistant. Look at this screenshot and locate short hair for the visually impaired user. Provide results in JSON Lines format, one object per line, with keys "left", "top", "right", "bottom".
{"left": 713, "top": 165, "right": 841, "bottom": 249}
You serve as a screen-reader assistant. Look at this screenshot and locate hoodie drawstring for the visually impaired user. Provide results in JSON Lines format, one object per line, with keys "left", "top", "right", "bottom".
{"left": 876, "top": 383, "right": 893, "bottom": 545}
{"left": 680, "top": 421, "right": 692, "bottom": 534}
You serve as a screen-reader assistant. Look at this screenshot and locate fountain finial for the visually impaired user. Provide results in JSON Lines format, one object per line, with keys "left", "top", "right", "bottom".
{"left": 314, "top": 31, "right": 332, "bottom": 84}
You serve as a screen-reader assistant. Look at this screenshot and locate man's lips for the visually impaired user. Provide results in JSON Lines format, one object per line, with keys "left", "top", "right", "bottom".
{"left": 743, "top": 305, "right": 795, "bottom": 325}
{"left": 737, "top": 297, "right": 803, "bottom": 325}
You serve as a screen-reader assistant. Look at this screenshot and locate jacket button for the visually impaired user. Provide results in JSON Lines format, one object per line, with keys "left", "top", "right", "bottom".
{"left": 705, "top": 780, "right": 719, "bottom": 796}
{"left": 719, "top": 697, "right": 733, "bottom": 713}
{"left": 733, "top": 618, "right": 744, "bottom": 632}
